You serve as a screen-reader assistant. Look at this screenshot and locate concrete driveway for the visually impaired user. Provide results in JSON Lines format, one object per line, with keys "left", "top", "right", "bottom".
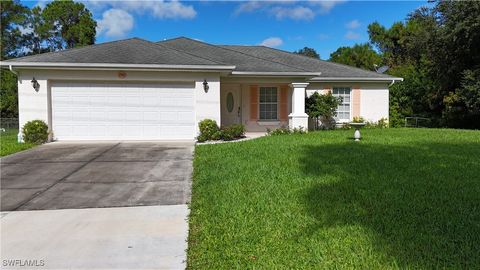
{"left": 1, "top": 142, "right": 193, "bottom": 269}
{"left": 1, "top": 141, "right": 193, "bottom": 211}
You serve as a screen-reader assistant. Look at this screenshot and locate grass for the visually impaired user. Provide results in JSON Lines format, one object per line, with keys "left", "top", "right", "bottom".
{"left": 0, "top": 129, "right": 35, "bottom": 157}
{"left": 188, "top": 128, "right": 480, "bottom": 269}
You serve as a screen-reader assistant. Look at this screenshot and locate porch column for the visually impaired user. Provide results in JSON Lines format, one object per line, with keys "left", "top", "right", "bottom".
{"left": 289, "top": 82, "right": 309, "bottom": 130}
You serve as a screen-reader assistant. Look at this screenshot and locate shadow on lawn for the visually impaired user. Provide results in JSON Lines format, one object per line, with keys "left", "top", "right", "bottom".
{"left": 300, "top": 141, "right": 480, "bottom": 268}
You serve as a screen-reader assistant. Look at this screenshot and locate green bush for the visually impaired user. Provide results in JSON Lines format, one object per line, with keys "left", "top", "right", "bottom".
{"left": 198, "top": 119, "right": 220, "bottom": 142}
{"left": 22, "top": 120, "right": 49, "bottom": 144}
{"left": 197, "top": 119, "right": 245, "bottom": 142}
{"left": 267, "top": 126, "right": 306, "bottom": 136}
{"left": 220, "top": 124, "right": 245, "bottom": 141}
{"left": 343, "top": 117, "right": 389, "bottom": 129}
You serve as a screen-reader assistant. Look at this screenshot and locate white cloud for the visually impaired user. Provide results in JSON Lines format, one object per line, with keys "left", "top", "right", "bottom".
{"left": 345, "top": 19, "right": 360, "bottom": 29}
{"left": 233, "top": 0, "right": 345, "bottom": 20}
{"left": 97, "top": 9, "right": 134, "bottom": 38}
{"left": 260, "top": 37, "right": 283, "bottom": 47}
{"left": 344, "top": 30, "right": 360, "bottom": 40}
{"left": 270, "top": 6, "right": 315, "bottom": 20}
{"left": 234, "top": 1, "right": 263, "bottom": 15}
{"left": 310, "top": 0, "right": 346, "bottom": 15}
{"left": 85, "top": 0, "right": 196, "bottom": 20}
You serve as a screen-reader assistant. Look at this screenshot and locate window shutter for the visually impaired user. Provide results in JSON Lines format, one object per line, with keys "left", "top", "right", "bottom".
{"left": 279, "top": 85, "right": 288, "bottom": 121}
{"left": 352, "top": 86, "right": 361, "bottom": 117}
{"left": 250, "top": 85, "right": 258, "bottom": 121}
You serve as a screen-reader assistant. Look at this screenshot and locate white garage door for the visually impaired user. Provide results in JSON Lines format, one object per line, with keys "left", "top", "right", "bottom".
{"left": 52, "top": 82, "right": 195, "bottom": 140}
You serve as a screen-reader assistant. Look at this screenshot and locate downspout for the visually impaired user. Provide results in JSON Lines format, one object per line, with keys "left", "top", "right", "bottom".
{"left": 9, "top": 65, "right": 18, "bottom": 76}
{"left": 389, "top": 79, "right": 396, "bottom": 86}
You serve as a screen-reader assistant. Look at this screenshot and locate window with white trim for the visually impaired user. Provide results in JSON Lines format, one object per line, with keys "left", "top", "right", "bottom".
{"left": 259, "top": 87, "right": 278, "bottom": 120}
{"left": 333, "top": 87, "right": 351, "bottom": 121}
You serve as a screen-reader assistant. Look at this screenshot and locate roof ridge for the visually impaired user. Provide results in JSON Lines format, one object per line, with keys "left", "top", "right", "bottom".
{"left": 246, "top": 45, "right": 392, "bottom": 77}
{"left": 159, "top": 37, "right": 310, "bottom": 72}
{"left": 155, "top": 41, "right": 227, "bottom": 66}
{"left": 8, "top": 37, "right": 144, "bottom": 62}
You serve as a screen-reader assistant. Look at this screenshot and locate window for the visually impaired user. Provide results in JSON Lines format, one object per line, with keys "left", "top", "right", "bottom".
{"left": 259, "top": 87, "right": 278, "bottom": 120}
{"left": 333, "top": 87, "right": 351, "bottom": 121}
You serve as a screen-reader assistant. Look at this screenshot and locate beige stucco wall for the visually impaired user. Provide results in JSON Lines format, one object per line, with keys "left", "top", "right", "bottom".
{"left": 307, "top": 82, "right": 390, "bottom": 124}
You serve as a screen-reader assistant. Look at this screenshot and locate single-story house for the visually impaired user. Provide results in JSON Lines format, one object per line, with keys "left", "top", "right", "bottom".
{"left": 1, "top": 37, "right": 402, "bottom": 141}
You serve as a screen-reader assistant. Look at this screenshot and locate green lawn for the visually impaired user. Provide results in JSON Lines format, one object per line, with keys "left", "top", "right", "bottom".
{"left": 0, "top": 129, "right": 36, "bottom": 157}
{"left": 189, "top": 128, "right": 480, "bottom": 269}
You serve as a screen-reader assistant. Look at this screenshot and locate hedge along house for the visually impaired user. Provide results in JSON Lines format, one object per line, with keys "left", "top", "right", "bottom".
{"left": 1, "top": 37, "right": 402, "bottom": 141}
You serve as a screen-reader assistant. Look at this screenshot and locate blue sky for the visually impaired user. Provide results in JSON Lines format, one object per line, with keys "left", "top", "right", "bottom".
{"left": 25, "top": 1, "right": 429, "bottom": 59}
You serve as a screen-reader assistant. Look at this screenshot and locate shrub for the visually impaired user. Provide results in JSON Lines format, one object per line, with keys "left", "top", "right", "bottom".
{"left": 292, "top": 127, "right": 306, "bottom": 134}
{"left": 197, "top": 120, "right": 245, "bottom": 142}
{"left": 305, "top": 92, "right": 342, "bottom": 130}
{"left": 267, "top": 126, "right": 290, "bottom": 136}
{"left": 220, "top": 124, "right": 245, "bottom": 140}
{"left": 22, "top": 120, "right": 49, "bottom": 144}
{"left": 376, "top": 117, "right": 389, "bottom": 128}
{"left": 198, "top": 119, "right": 220, "bottom": 142}
{"left": 343, "top": 117, "right": 389, "bottom": 129}
{"left": 267, "top": 126, "right": 306, "bottom": 135}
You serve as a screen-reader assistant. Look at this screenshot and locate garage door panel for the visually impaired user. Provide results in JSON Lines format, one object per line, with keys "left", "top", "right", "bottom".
{"left": 52, "top": 82, "right": 195, "bottom": 140}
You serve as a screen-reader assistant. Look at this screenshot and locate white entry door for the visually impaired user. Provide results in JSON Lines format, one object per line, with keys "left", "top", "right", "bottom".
{"left": 51, "top": 82, "right": 195, "bottom": 140}
{"left": 221, "top": 85, "right": 241, "bottom": 126}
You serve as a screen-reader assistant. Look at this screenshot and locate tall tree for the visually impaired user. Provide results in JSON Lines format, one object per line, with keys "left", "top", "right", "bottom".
{"left": 0, "top": 0, "right": 29, "bottom": 60}
{"left": 329, "top": 43, "right": 382, "bottom": 71}
{"left": 367, "top": 0, "right": 480, "bottom": 128}
{"left": 0, "top": 0, "right": 97, "bottom": 118}
{"left": 0, "top": 0, "right": 28, "bottom": 118}
{"left": 293, "top": 47, "right": 320, "bottom": 59}
{"left": 42, "top": 0, "right": 96, "bottom": 50}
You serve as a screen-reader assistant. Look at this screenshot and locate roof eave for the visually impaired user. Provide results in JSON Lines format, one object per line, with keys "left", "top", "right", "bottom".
{"left": 308, "top": 77, "right": 404, "bottom": 83}
{"left": 230, "top": 71, "right": 321, "bottom": 78}
{"left": 1, "top": 62, "right": 236, "bottom": 72}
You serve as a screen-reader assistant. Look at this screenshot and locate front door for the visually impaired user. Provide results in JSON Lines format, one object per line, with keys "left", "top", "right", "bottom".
{"left": 221, "top": 85, "right": 241, "bottom": 126}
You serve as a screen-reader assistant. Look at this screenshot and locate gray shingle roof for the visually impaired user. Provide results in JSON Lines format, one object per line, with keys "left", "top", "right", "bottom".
{"left": 220, "top": 45, "right": 393, "bottom": 78}
{"left": 4, "top": 36, "right": 396, "bottom": 79}
{"left": 158, "top": 37, "right": 309, "bottom": 73}
{"left": 6, "top": 38, "right": 221, "bottom": 66}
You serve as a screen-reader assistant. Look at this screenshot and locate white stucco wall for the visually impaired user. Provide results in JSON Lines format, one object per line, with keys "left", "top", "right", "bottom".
{"left": 358, "top": 83, "right": 389, "bottom": 122}
{"left": 307, "top": 82, "right": 390, "bottom": 123}
{"left": 15, "top": 69, "right": 221, "bottom": 137}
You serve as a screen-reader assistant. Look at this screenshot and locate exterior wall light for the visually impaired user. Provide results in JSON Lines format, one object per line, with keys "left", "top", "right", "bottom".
{"left": 203, "top": 79, "right": 209, "bottom": 92}
{"left": 31, "top": 77, "right": 40, "bottom": 92}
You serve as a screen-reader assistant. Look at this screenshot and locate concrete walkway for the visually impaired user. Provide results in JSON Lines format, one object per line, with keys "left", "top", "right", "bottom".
{"left": 1, "top": 205, "right": 189, "bottom": 269}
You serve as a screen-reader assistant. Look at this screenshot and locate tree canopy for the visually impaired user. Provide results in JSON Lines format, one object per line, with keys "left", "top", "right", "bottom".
{"left": 293, "top": 47, "right": 320, "bottom": 59}
{"left": 0, "top": 0, "right": 96, "bottom": 118}
{"left": 329, "top": 43, "right": 382, "bottom": 71}
{"left": 325, "top": 0, "right": 479, "bottom": 129}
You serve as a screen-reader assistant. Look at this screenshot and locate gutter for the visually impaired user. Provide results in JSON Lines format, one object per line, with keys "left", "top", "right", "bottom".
{"left": 230, "top": 71, "right": 322, "bottom": 77}
{"left": 0, "top": 62, "right": 236, "bottom": 72}
{"left": 8, "top": 65, "right": 18, "bottom": 76}
{"left": 309, "top": 77, "right": 404, "bottom": 83}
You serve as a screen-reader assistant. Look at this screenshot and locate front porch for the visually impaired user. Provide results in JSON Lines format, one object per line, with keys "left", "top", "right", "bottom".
{"left": 219, "top": 81, "right": 309, "bottom": 132}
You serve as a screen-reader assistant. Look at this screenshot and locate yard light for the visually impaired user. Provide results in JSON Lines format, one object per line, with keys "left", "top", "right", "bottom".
{"left": 203, "top": 79, "right": 209, "bottom": 92}
{"left": 31, "top": 77, "right": 40, "bottom": 92}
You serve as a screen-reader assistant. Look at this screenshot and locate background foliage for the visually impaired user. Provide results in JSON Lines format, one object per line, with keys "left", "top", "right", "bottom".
{"left": 0, "top": 0, "right": 96, "bottom": 118}
{"left": 327, "top": 0, "right": 480, "bottom": 128}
